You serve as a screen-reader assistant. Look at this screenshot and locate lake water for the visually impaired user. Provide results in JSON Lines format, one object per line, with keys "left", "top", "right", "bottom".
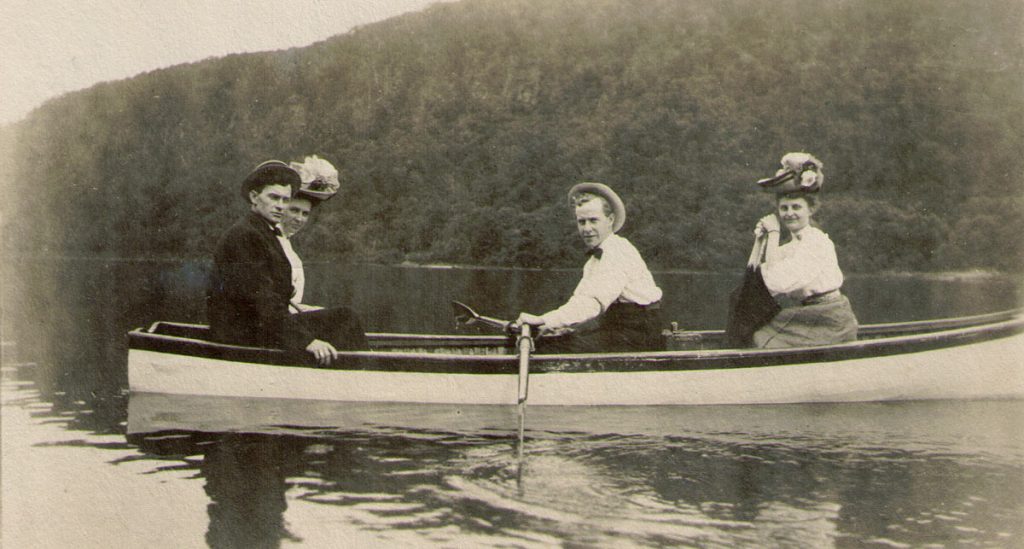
{"left": 2, "top": 258, "right": 1022, "bottom": 547}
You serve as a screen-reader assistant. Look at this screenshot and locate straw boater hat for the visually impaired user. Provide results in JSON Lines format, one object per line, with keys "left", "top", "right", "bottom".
{"left": 568, "top": 182, "right": 626, "bottom": 232}
{"left": 288, "top": 155, "right": 341, "bottom": 202}
{"left": 757, "top": 152, "right": 824, "bottom": 194}
{"left": 240, "top": 160, "right": 301, "bottom": 201}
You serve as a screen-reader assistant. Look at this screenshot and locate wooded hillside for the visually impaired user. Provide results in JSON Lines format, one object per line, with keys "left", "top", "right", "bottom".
{"left": 2, "top": 0, "right": 1021, "bottom": 272}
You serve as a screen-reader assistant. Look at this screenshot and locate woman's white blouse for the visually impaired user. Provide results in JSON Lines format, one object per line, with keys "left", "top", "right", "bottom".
{"left": 760, "top": 226, "right": 844, "bottom": 300}
{"left": 276, "top": 235, "right": 305, "bottom": 305}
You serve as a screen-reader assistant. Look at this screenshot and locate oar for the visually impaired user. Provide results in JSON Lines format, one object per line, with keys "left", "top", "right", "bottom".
{"left": 450, "top": 299, "right": 533, "bottom": 401}
{"left": 516, "top": 323, "right": 533, "bottom": 404}
{"left": 516, "top": 393, "right": 527, "bottom": 494}
{"left": 747, "top": 233, "right": 768, "bottom": 268}
{"left": 451, "top": 301, "right": 515, "bottom": 333}
{"left": 515, "top": 323, "right": 534, "bottom": 488}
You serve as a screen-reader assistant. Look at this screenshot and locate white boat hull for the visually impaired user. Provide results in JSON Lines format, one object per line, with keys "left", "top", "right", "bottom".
{"left": 127, "top": 326, "right": 1024, "bottom": 406}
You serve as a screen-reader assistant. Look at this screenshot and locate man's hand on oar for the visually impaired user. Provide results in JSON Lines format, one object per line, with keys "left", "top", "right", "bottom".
{"left": 516, "top": 312, "right": 543, "bottom": 326}
{"left": 514, "top": 312, "right": 549, "bottom": 337}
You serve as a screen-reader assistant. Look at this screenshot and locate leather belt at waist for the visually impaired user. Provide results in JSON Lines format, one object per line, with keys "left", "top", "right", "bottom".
{"left": 801, "top": 289, "right": 841, "bottom": 306}
{"left": 611, "top": 300, "right": 661, "bottom": 310}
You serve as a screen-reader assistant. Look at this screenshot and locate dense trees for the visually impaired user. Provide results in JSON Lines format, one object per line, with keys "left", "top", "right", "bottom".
{"left": 2, "top": 0, "right": 1021, "bottom": 272}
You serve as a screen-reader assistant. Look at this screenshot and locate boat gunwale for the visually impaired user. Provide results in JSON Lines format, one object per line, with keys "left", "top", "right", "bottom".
{"left": 139, "top": 308, "right": 1018, "bottom": 349}
{"left": 128, "top": 310, "right": 1024, "bottom": 373}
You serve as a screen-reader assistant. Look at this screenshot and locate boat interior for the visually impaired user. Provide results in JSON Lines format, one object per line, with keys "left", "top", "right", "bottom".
{"left": 131, "top": 309, "right": 1021, "bottom": 356}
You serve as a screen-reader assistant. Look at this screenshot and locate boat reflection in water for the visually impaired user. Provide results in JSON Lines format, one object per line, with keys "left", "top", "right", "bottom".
{"left": 127, "top": 393, "right": 1024, "bottom": 547}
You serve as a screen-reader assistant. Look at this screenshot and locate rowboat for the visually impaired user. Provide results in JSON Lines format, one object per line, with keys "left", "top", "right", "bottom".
{"left": 127, "top": 309, "right": 1024, "bottom": 406}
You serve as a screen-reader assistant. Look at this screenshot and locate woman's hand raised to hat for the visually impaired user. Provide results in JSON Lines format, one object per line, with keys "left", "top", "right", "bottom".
{"left": 754, "top": 214, "right": 780, "bottom": 237}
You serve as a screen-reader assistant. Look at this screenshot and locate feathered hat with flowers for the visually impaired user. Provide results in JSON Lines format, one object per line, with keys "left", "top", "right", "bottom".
{"left": 288, "top": 155, "right": 341, "bottom": 202}
{"left": 756, "top": 152, "right": 824, "bottom": 194}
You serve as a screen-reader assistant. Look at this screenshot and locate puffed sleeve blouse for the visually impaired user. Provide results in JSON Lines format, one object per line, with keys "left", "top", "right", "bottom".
{"left": 760, "top": 227, "right": 844, "bottom": 301}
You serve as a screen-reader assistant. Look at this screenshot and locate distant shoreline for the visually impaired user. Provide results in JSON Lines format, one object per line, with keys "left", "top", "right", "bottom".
{"left": 2, "top": 253, "right": 1019, "bottom": 281}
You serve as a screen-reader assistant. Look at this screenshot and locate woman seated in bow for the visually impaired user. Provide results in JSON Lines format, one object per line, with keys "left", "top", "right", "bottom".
{"left": 747, "top": 152, "right": 858, "bottom": 348}
{"left": 278, "top": 155, "right": 341, "bottom": 314}
{"left": 280, "top": 155, "right": 368, "bottom": 357}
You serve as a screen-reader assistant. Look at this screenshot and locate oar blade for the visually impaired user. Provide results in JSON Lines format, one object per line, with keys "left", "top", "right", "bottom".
{"left": 452, "top": 300, "right": 514, "bottom": 331}
{"left": 451, "top": 300, "right": 478, "bottom": 325}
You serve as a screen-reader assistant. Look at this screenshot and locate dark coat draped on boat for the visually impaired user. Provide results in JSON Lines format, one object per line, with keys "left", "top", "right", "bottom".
{"left": 724, "top": 267, "right": 781, "bottom": 348}
{"left": 206, "top": 213, "right": 313, "bottom": 349}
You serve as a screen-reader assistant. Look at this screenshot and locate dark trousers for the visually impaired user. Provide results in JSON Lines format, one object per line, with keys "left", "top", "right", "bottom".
{"left": 535, "top": 302, "right": 664, "bottom": 354}
{"left": 284, "top": 306, "right": 369, "bottom": 351}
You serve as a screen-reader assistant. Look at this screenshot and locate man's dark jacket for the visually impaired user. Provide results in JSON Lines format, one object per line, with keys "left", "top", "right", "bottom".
{"left": 206, "top": 212, "right": 312, "bottom": 348}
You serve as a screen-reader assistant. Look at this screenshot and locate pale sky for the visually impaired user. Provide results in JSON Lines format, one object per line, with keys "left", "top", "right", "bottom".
{"left": 0, "top": 0, "right": 446, "bottom": 125}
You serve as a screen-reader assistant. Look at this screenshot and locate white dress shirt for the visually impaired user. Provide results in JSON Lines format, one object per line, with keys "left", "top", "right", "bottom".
{"left": 276, "top": 234, "right": 305, "bottom": 308}
{"left": 760, "top": 226, "right": 844, "bottom": 300}
{"left": 540, "top": 233, "right": 663, "bottom": 331}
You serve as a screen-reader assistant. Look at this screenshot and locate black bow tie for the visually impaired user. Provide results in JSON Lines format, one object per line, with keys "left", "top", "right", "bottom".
{"left": 586, "top": 247, "right": 603, "bottom": 259}
{"left": 271, "top": 225, "right": 283, "bottom": 237}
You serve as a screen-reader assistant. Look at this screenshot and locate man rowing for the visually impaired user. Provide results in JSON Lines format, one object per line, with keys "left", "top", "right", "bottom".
{"left": 515, "top": 182, "right": 664, "bottom": 353}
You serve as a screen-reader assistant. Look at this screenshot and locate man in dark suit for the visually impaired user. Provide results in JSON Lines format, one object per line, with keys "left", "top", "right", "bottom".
{"left": 206, "top": 160, "right": 367, "bottom": 365}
